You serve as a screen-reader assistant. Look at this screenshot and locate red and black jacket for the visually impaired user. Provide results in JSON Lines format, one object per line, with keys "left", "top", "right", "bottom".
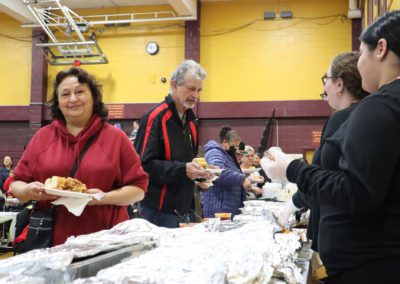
{"left": 134, "top": 95, "right": 198, "bottom": 214}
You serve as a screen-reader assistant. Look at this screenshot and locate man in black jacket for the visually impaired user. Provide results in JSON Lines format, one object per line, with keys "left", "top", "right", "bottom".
{"left": 135, "top": 60, "right": 210, "bottom": 228}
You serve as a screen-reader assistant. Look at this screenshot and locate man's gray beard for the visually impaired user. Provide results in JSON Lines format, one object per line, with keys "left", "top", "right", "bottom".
{"left": 183, "top": 101, "right": 196, "bottom": 109}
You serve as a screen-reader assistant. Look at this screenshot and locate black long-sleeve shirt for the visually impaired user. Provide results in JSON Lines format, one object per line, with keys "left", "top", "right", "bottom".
{"left": 292, "top": 104, "right": 357, "bottom": 251}
{"left": 287, "top": 79, "right": 400, "bottom": 277}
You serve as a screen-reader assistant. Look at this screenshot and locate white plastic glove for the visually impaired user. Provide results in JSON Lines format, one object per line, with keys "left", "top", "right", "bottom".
{"left": 277, "top": 199, "right": 301, "bottom": 228}
{"left": 260, "top": 147, "right": 293, "bottom": 184}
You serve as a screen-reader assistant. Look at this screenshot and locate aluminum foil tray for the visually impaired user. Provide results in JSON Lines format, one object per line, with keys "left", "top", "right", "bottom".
{"left": 64, "top": 242, "right": 156, "bottom": 282}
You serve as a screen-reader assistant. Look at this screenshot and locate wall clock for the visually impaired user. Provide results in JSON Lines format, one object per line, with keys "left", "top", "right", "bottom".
{"left": 146, "top": 42, "right": 159, "bottom": 55}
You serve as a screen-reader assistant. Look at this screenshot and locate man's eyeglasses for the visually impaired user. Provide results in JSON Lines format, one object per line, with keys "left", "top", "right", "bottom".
{"left": 321, "top": 74, "right": 336, "bottom": 85}
{"left": 320, "top": 92, "right": 328, "bottom": 100}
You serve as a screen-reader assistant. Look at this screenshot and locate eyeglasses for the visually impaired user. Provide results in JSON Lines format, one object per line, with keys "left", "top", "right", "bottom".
{"left": 320, "top": 92, "right": 327, "bottom": 100}
{"left": 321, "top": 74, "right": 336, "bottom": 85}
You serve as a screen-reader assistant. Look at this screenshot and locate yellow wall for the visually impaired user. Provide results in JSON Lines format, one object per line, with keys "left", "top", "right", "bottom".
{"left": 389, "top": 0, "right": 400, "bottom": 10}
{"left": 1, "top": 0, "right": 353, "bottom": 105}
{"left": 47, "top": 5, "right": 184, "bottom": 103}
{"left": 201, "top": 0, "right": 352, "bottom": 102}
{"left": 0, "top": 13, "right": 32, "bottom": 105}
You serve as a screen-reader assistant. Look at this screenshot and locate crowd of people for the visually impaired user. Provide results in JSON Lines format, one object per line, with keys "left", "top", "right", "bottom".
{"left": 1, "top": 9, "right": 399, "bottom": 283}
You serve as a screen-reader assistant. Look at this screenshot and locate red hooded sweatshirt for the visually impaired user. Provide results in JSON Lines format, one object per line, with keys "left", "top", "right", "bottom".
{"left": 13, "top": 115, "right": 148, "bottom": 245}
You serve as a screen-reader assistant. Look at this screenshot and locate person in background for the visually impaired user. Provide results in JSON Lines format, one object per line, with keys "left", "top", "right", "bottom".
{"left": 262, "top": 11, "right": 400, "bottom": 283}
{"left": 134, "top": 60, "right": 210, "bottom": 228}
{"left": 278, "top": 51, "right": 369, "bottom": 255}
{"left": 113, "top": 122, "right": 123, "bottom": 130}
{"left": 10, "top": 67, "right": 148, "bottom": 246}
{"left": 240, "top": 145, "right": 263, "bottom": 198}
{"left": 201, "top": 126, "right": 252, "bottom": 217}
{"left": 129, "top": 120, "right": 140, "bottom": 142}
{"left": 235, "top": 141, "right": 246, "bottom": 165}
{"left": 0, "top": 156, "right": 13, "bottom": 193}
{"left": 253, "top": 152, "right": 262, "bottom": 167}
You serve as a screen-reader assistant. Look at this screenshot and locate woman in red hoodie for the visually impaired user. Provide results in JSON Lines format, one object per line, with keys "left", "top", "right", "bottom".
{"left": 10, "top": 67, "right": 149, "bottom": 246}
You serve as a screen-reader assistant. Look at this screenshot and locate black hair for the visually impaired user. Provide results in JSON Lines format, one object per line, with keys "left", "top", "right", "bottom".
{"left": 360, "top": 10, "right": 400, "bottom": 60}
{"left": 49, "top": 67, "right": 108, "bottom": 122}
{"left": 255, "top": 152, "right": 263, "bottom": 159}
{"left": 219, "top": 125, "right": 240, "bottom": 143}
{"left": 238, "top": 141, "right": 245, "bottom": 151}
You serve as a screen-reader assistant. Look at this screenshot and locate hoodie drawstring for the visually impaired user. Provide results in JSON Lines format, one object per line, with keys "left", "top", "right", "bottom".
{"left": 67, "top": 135, "right": 70, "bottom": 178}
{"left": 76, "top": 140, "right": 80, "bottom": 178}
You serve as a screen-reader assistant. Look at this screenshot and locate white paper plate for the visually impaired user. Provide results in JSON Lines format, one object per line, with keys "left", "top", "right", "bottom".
{"left": 243, "top": 200, "right": 265, "bottom": 207}
{"left": 242, "top": 168, "right": 261, "bottom": 174}
{"left": 196, "top": 181, "right": 213, "bottom": 187}
{"left": 44, "top": 188, "right": 93, "bottom": 199}
{"left": 205, "top": 168, "right": 224, "bottom": 174}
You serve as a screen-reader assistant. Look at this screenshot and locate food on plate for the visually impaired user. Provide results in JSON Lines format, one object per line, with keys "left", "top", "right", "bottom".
{"left": 45, "top": 176, "right": 88, "bottom": 193}
{"left": 215, "top": 212, "right": 232, "bottom": 221}
{"left": 194, "top": 157, "right": 208, "bottom": 169}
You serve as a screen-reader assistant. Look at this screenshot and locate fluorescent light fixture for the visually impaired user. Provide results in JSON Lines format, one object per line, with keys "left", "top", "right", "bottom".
{"left": 280, "top": 10, "right": 293, "bottom": 19}
{"left": 264, "top": 11, "right": 276, "bottom": 20}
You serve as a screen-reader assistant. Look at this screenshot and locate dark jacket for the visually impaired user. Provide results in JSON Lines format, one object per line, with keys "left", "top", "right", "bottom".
{"left": 287, "top": 79, "right": 400, "bottom": 277}
{"left": 292, "top": 104, "right": 357, "bottom": 251}
{"left": 0, "top": 166, "right": 12, "bottom": 192}
{"left": 200, "top": 140, "right": 246, "bottom": 217}
{"left": 135, "top": 95, "right": 198, "bottom": 215}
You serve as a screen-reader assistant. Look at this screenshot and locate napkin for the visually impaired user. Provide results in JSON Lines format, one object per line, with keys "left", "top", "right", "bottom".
{"left": 51, "top": 196, "right": 92, "bottom": 216}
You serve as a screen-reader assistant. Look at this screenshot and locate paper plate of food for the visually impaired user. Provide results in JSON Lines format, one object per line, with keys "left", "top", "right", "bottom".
{"left": 43, "top": 176, "right": 93, "bottom": 199}
{"left": 194, "top": 157, "right": 224, "bottom": 174}
{"left": 242, "top": 167, "right": 261, "bottom": 174}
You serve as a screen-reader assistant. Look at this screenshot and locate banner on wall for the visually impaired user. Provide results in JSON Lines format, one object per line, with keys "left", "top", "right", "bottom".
{"left": 312, "top": 130, "right": 322, "bottom": 147}
{"left": 108, "top": 104, "right": 125, "bottom": 119}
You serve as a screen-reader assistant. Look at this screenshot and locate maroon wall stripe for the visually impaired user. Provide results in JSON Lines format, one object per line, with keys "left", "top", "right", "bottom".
{"left": 0, "top": 100, "right": 331, "bottom": 121}
{"left": 197, "top": 100, "right": 331, "bottom": 119}
{"left": 0, "top": 106, "right": 29, "bottom": 121}
{"left": 378, "top": 0, "right": 387, "bottom": 16}
{"left": 185, "top": 0, "right": 201, "bottom": 115}
{"left": 0, "top": 100, "right": 331, "bottom": 161}
{"left": 185, "top": 1, "right": 201, "bottom": 63}
{"left": 368, "top": 0, "right": 373, "bottom": 24}
{"left": 352, "top": 18, "right": 361, "bottom": 51}
{"left": 30, "top": 28, "right": 48, "bottom": 140}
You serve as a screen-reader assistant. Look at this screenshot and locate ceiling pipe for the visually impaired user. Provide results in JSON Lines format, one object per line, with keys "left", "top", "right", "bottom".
{"left": 348, "top": 0, "right": 362, "bottom": 19}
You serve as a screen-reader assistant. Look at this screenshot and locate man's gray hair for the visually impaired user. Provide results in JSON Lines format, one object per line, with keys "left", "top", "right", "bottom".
{"left": 170, "top": 59, "right": 207, "bottom": 91}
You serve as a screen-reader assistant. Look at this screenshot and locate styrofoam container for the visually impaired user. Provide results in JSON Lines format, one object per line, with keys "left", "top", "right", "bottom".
{"left": 262, "top": 182, "right": 282, "bottom": 198}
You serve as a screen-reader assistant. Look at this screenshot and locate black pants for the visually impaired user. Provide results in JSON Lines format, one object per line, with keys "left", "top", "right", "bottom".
{"left": 327, "top": 257, "right": 400, "bottom": 284}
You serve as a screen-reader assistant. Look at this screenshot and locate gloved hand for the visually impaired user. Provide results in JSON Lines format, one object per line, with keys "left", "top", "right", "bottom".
{"left": 260, "top": 147, "right": 293, "bottom": 184}
{"left": 278, "top": 199, "right": 301, "bottom": 228}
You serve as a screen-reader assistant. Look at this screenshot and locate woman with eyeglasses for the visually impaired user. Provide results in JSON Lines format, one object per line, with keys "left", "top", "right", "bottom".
{"left": 263, "top": 11, "right": 400, "bottom": 283}
{"left": 278, "top": 52, "right": 369, "bottom": 254}
{"left": 200, "top": 126, "right": 252, "bottom": 218}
